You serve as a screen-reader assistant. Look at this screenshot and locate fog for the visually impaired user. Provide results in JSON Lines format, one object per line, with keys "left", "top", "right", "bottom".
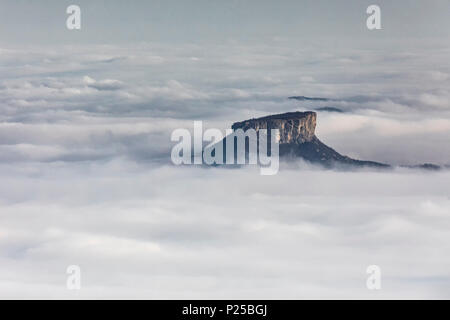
{"left": 1, "top": 0, "right": 450, "bottom": 298}
{"left": 1, "top": 161, "right": 450, "bottom": 298}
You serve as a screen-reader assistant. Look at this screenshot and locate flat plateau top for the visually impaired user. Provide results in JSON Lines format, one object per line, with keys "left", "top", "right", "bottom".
{"left": 232, "top": 111, "right": 316, "bottom": 128}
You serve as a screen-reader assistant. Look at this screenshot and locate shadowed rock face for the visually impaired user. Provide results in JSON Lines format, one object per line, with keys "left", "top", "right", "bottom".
{"left": 231, "top": 111, "right": 389, "bottom": 168}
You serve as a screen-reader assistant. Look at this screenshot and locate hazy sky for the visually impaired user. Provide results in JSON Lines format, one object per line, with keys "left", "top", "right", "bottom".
{"left": 0, "top": 0, "right": 449, "bottom": 45}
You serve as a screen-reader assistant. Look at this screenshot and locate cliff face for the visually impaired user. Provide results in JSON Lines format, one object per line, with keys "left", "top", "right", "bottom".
{"left": 230, "top": 111, "right": 389, "bottom": 168}
{"left": 231, "top": 111, "right": 317, "bottom": 144}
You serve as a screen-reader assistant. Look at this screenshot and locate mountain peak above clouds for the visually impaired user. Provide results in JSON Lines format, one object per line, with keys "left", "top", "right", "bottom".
{"left": 232, "top": 111, "right": 317, "bottom": 144}
{"left": 232, "top": 111, "right": 389, "bottom": 168}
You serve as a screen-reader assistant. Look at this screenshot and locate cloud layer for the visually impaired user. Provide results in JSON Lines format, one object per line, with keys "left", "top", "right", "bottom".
{"left": 1, "top": 162, "right": 450, "bottom": 298}
{"left": 1, "top": 42, "right": 449, "bottom": 165}
{"left": 0, "top": 38, "right": 449, "bottom": 298}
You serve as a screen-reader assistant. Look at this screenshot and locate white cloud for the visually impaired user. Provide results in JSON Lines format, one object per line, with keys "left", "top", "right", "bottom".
{"left": 0, "top": 40, "right": 449, "bottom": 299}
{"left": 1, "top": 162, "right": 450, "bottom": 298}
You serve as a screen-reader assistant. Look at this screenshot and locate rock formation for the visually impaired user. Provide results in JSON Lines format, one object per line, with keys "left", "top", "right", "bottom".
{"left": 232, "top": 111, "right": 317, "bottom": 144}
{"left": 231, "top": 111, "right": 389, "bottom": 168}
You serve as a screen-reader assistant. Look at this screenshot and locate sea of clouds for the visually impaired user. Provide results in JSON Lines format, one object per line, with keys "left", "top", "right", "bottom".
{"left": 1, "top": 39, "right": 450, "bottom": 298}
